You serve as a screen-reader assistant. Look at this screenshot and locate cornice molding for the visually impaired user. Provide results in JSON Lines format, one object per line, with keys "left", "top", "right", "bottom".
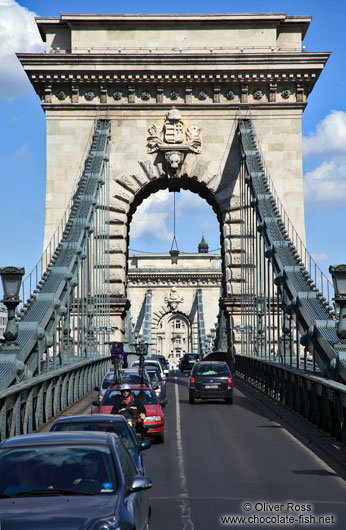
{"left": 18, "top": 51, "right": 329, "bottom": 68}
{"left": 128, "top": 272, "right": 222, "bottom": 285}
{"left": 27, "top": 69, "right": 321, "bottom": 84}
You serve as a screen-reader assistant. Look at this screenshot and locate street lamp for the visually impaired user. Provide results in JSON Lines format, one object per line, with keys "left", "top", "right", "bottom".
{"left": 329, "top": 265, "right": 346, "bottom": 344}
{"left": 0, "top": 266, "right": 25, "bottom": 349}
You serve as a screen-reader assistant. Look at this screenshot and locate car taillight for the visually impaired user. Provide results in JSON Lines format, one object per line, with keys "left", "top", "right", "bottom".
{"left": 228, "top": 376, "right": 233, "bottom": 388}
{"left": 189, "top": 376, "right": 195, "bottom": 387}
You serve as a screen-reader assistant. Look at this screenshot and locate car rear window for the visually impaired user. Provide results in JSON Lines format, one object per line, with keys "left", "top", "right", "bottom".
{"left": 103, "top": 388, "right": 158, "bottom": 406}
{"left": 193, "top": 364, "right": 230, "bottom": 376}
{"left": 50, "top": 422, "right": 135, "bottom": 450}
{"left": 102, "top": 373, "right": 117, "bottom": 389}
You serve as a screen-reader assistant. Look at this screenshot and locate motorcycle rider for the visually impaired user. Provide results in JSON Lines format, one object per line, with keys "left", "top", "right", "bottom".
{"left": 111, "top": 384, "right": 147, "bottom": 438}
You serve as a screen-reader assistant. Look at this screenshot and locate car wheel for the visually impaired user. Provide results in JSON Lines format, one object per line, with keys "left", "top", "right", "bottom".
{"left": 189, "top": 394, "right": 195, "bottom": 404}
{"left": 157, "top": 433, "right": 165, "bottom": 443}
{"left": 225, "top": 397, "right": 233, "bottom": 404}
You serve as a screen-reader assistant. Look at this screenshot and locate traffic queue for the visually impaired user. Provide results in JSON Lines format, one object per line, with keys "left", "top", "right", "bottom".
{"left": 0, "top": 354, "right": 170, "bottom": 529}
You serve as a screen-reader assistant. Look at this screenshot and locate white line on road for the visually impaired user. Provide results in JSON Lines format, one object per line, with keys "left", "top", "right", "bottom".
{"left": 175, "top": 376, "right": 194, "bottom": 530}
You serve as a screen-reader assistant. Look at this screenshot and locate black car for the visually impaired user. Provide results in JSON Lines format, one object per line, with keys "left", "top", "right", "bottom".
{"left": 179, "top": 353, "right": 201, "bottom": 372}
{"left": 149, "top": 355, "right": 170, "bottom": 375}
{"left": 0, "top": 431, "right": 152, "bottom": 529}
{"left": 188, "top": 361, "right": 233, "bottom": 404}
{"left": 49, "top": 414, "right": 151, "bottom": 474}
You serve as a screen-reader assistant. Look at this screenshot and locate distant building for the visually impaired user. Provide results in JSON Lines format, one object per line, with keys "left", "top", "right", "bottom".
{"left": 127, "top": 236, "right": 222, "bottom": 368}
{"left": 0, "top": 303, "right": 7, "bottom": 340}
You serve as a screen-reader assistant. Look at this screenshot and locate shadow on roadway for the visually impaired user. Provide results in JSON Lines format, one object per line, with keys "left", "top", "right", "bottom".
{"left": 292, "top": 469, "right": 338, "bottom": 477}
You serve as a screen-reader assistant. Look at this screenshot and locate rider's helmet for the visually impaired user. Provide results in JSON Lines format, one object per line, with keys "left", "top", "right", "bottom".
{"left": 120, "top": 383, "right": 131, "bottom": 393}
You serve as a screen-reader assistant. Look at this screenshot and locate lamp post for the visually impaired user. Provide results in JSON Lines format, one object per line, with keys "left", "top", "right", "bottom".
{"left": 256, "top": 295, "right": 265, "bottom": 356}
{"left": 0, "top": 267, "right": 25, "bottom": 349}
{"left": 329, "top": 265, "right": 346, "bottom": 347}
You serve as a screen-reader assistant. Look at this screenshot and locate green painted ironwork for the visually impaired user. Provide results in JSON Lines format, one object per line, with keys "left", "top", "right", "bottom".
{"left": 236, "top": 117, "right": 346, "bottom": 383}
{"left": 235, "top": 353, "right": 346, "bottom": 447}
{"left": 0, "top": 118, "right": 111, "bottom": 390}
{"left": 0, "top": 357, "right": 112, "bottom": 441}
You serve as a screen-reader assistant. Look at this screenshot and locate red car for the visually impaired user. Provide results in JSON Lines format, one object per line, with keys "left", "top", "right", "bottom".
{"left": 98, "top": 385, "right": 166, "bottom": 443}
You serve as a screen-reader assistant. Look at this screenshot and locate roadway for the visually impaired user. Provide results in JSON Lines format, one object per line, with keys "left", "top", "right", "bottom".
{"left": 38, "top": 371, "right": 346, "bottom": 529}
{"left": 145, "top": 372, "right": 346, "bottom": 530}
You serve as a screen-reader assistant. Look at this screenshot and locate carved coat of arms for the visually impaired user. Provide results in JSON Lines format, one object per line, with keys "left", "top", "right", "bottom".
{"left": 165, "top": 287, "right": 184, "bottom": 312}
{"left": 147, "top": 108, "right": 201, "bottom": 173}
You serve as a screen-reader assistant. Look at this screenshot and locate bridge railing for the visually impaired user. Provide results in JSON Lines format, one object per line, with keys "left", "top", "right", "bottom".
{"left": 236, "top": 354, "right": 346, "bottom": 447}
{"left": 0, "top": 357, "right": 112, "bottom": 442}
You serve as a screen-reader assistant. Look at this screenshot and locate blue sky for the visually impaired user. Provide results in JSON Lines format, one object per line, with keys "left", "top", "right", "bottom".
{"left": 1, "top": 0, "right": 346, "bottom": 297}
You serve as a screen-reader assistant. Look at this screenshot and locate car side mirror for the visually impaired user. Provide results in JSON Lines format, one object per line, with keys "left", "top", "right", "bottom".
{"left": 92, "top": 400, "right": 99, "bottom": 407}
{"left": 154, "top": 385, "right": 160, "bottom": 390}
{"left": 160, "top": 399, "right": 168, "bottom": 406}
{"left": 128, "top": 475, "right": 152, "bottom": 493}
{"left": 139, "top": 440, "right": 151, "bottom": 451}
{"left": 94, "top": 386, "right": 100, "bottom": 391}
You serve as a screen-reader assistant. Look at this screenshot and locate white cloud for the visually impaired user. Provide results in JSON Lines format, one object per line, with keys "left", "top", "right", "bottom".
{"left": 303, "top": 110, "right": 346, "bottom": 159}
{"left": 0, "top": 0, "right": 44, "bottom": 100}
{"left": 304, "top": 160, "right": 346, "bottom": 209}
{"left": 11, "top": 143, "right": 28, "bottom": 161}
{"left": 129, "top": 189, "right": 218, "bottom": 245}
{"left": 303, "top": 111, "right": 346, "bottom": 210}
{"left": 130, "top": 190, "right": 173, "bottom": 243}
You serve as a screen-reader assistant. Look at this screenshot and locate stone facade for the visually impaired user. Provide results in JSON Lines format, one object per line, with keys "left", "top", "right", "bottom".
{"left": 128, "top": 250, "right": 221, "bottom": 368}
{"left": 18, "top": 13, "right": 329, "bottom": 353}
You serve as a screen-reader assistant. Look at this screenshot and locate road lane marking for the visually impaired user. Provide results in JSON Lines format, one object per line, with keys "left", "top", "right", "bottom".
{"left": 175, "top": 376, "right": 194, "bottom": 530}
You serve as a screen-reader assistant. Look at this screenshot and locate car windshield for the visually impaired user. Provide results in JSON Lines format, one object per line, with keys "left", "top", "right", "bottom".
{"left": 185, "top": 354, "right": 199, "bottom": 360}
{"left": 0, "top": 445, "right": 117, "bottom": 497}
{"left": 193, "top": 364, "right": 230, "bottom": 376}
{"left": 50, "top": 422, "right": 136, "bottom": 450}
{"left": 103, "top": 388, "right": 158, "bottom": 406}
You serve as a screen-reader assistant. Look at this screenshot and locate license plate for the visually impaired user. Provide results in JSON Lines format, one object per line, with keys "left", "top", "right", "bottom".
{"left": 205, "top": 384, "right": 218, "bottom": 389}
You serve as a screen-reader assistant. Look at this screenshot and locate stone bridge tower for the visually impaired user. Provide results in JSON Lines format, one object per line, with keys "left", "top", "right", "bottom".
{"left": 19, "top": 13, "right": 329, "bottom": 356}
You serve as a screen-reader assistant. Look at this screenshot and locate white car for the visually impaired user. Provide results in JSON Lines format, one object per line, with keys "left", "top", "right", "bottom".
{"left": 131, "top": 359, "right": 166, "bottom": 382}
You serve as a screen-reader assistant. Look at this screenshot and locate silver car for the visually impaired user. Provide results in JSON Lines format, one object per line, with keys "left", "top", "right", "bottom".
{"left": 0, "top": 431, "right": 152, "bottom": 529}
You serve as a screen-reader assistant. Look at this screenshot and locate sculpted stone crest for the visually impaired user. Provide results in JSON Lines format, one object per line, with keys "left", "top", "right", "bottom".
{"left": 147, "top": 108, "right": 201, "bottom": 173}
{"left": 165, "top": 286, "right": 184, "bottom": 311}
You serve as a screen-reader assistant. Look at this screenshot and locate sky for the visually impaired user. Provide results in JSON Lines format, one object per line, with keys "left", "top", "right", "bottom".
{"left": 0, "top": 0, "right": 346, "bottom": 298}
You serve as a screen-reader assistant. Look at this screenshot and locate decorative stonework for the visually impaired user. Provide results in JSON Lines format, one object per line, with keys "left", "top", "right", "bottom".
{"left": 169, "top": 89, "right": 179, "bottom": 100}
{"left": 147, "top": 107, "right": 202, "bottom": 173}
{"left": 281, "top": 89, "right": 291, "bottom": 99}
{"left": 165, "top": 287, "right": 184, "bottom": 311}
{"left": 253, "top": 89, "right": 263, "bottom": 100}
{"left": 141, "top": 90, "right": 151, "bottom": 100}
{"left": 85, "top": 90, "right": 95, "bottom": 101}
{"left": 225, "top": 89, "right": 235, "bottom": 100}
{"left": 198, "top": 90, "right": 208, "bottom": 100}
{"left": 57, "top": 90, "right": 67, "bottom": 100}
{"left": 113, "top": 90, "right": 123, "bottom": 100}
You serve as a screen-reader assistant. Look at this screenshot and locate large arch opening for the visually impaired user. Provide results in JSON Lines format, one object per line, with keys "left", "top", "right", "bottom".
{"left": 125, "top": 183, "right": 225, "bottom": 367}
